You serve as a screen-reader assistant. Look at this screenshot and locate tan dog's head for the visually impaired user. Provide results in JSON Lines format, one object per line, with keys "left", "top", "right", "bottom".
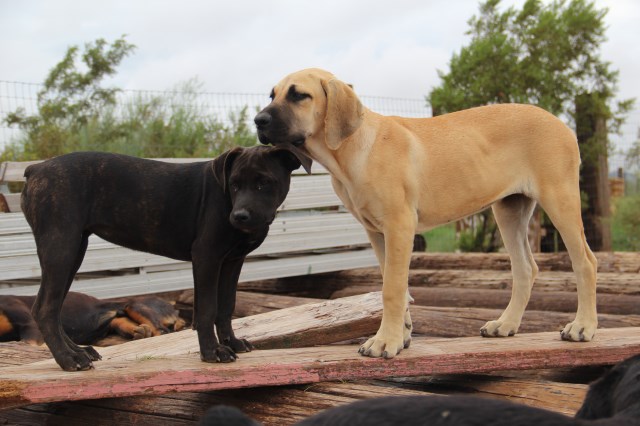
{"left": 254, "top": 68, "right": 364, "bottom": 158}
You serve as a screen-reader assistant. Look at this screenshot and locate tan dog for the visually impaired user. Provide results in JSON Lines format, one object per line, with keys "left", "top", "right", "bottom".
{"left": 255, "top": 68, "right": 598, "bottom": 359}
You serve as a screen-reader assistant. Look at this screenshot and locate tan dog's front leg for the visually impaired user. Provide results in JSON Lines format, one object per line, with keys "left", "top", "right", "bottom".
{"left": 360, "top": 221, "right": 414, "bottom": 359}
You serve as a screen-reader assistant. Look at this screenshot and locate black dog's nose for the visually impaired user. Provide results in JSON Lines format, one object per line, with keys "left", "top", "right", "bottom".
{"left": 232, "top": 209, "right": 251, "bottom": 223}
{"left": 254, "top": 111, "right": 271, "bottom": 128}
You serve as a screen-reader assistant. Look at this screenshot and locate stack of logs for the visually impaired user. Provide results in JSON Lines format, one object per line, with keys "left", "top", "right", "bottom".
{"left": 0, "top": 251, "right": 638, "bottom": 425}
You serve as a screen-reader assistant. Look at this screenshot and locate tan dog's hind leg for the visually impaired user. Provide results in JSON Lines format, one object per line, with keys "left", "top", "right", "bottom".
{"left": 481, "top": 195, "right": 538, "bottom": 337}
{"left": 539, "top": 188, "right": 598, "bottom": 341}
{"left": 360, "top": 217, "right": 415, "bottom": 359}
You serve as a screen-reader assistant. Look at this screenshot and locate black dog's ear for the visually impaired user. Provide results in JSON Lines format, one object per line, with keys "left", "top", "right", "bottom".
{"left": 271, "top": 145, "right": 312, "bottom": 174}
{"left": 212, "top": 147, "right": 244, "bottom": 191}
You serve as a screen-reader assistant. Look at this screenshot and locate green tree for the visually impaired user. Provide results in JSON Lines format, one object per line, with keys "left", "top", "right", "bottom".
{"left": 3, "top": 36, "right": 136, "bottom": 160}
{"left": 1, "top": 38, "right": 259, "bottom": 162}
{"left": 428, "top": 0, "right": 634, "bottom": 252}
{"left": 429, "top": 0, "right": 632, "bottom": 119}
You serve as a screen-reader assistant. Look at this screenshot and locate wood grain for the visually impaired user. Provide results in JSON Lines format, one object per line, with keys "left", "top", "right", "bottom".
{"left": 1, "top": 327, "right": 638, "bottom": 409}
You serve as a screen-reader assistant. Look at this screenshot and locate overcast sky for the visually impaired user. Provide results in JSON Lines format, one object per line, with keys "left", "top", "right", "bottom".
{"left": 0, "top": 0, "right": 638, "bottom": 147}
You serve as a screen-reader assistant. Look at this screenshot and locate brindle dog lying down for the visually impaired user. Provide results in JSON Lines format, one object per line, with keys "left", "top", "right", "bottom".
{"left": 198, "top": 354, "right": 640, "bottom": 426}
{"left": 0, "top": 292, "right": 185, "bottom": 345}
{"left": 21, "top": 145, "right": 308, "bottom": 371}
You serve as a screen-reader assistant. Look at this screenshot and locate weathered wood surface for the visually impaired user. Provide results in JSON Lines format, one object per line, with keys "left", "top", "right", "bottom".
{"left": 2, "top": 328, "right": 638, "bottom": 410}
{"left": 177, "top": 290, "right": 320, "bottom": 319}
{"left": 409, "top": 306, "right": 640, "bottom": 337}
{"left": 333, "top": 286, "right": 640, "bottom": 315}
{"left": 390, "top": 375, "right": 587, "bottom": 416}
{"left": 410, "top": 251, "right": 640, "bottom": 273}
{"left": 295, "top": 268, "right": 640, "bottom": 296}
{"left": 0, "top": 378, "right": 588, "bottom": 425}
{"left": 0, "top": 343, "right": 52, "bottom": 367}
{"left": 0, "top": 342, "right": 588, "bottom": 423}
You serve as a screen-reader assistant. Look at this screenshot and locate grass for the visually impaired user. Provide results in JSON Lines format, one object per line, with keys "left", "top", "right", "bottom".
{"left": 422, "top": 223, "right": 458, "bottom": 252}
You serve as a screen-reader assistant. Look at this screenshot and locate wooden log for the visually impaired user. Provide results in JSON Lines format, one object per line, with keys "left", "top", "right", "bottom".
{"left": 409, "top": 306, "right": 640, "bottom": 337}
{"left": 1, "top": 328, "right": 638, "bottom": 409}
{"left": 389, "top": 376, "right": 586, "bottom": 416}
{"left": 410, "top": 252, "right": 640, "bottom": 273}
{"left": 176, "top": 290, "right": 320, "bottom": 319}
{"left": 332, "top": 286, "right": 640, "bottom": 315}
{"left": 310, "top": 269, "right": 640, "bottom": 295}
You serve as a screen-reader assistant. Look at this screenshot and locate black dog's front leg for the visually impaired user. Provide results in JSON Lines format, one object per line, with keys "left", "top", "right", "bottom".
{"left": 192, "top": 258, "right": 237, "bottom": 363}
{"left": 216, "top": 256, "right": 254, "bottom": 354}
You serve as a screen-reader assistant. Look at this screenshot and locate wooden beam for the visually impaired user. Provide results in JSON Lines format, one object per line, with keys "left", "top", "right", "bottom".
{"left": 410, "top": 252, "right": 640, "bottom": 273}
{"left": 332, "top": 286, "right": 640, "bottom": 315}
{"left": 409, "top": 306, "right": 640, "bottom": 337}
{"left": 389, "top": 376, "right": 587, "bottom": 416}
{"left": 1, "top": 327, "right": 638, "bottom": 409}
{"left": 301, "top": 269, "right": 639, "bottom": 296}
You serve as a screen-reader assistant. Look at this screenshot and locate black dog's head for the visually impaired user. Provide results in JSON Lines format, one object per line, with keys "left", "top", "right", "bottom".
{"left": 575, "top": 353, "right": 640, "bottom": 420}
{"left": 212, "top": 145, "right": 303, "bottom": 233}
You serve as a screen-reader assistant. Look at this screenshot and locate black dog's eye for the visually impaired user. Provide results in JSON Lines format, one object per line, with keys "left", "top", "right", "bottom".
{"left": 256, "top": 177, "right": 274, "bottom": 191}
{"left": 230, "top": 183, "right": 240, "bottom": 192}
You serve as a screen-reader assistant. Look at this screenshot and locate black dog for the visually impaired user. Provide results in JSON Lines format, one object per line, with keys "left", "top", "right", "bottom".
{"left": 0, "top": 292, "right": 185, "bottom": 345}
{"left": 199, "top": 354, "right": 640, "bottom": 425}
{"left": 21, "top": 146, "right": 307, "bottom": 371}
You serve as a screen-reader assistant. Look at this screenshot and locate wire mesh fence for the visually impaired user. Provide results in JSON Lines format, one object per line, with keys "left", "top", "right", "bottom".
{"left": 0, "top": 80, "right": 638, "bottom": 252}
{"left": 0, "top": 80, "right": 431, "bottom": 152}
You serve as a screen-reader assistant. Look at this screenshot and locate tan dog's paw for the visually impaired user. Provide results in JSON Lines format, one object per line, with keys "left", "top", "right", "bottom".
{"left": 358, "top": 333, "right": 405, "bottom": 359}
{"left": 560, "top": 319, "right": 597, "bottom": 342}
{"left": 132, "top": 324, "right": 153, "bottom": 340}
{"left": 480, "top": 320, "right": 518, "bottom": 337}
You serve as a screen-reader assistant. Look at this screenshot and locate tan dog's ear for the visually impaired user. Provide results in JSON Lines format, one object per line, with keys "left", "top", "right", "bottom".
{"left": 321, "top": 78, "right": 364, "bottom": 150}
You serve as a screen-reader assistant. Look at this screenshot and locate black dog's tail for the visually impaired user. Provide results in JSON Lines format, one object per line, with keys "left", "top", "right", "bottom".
{"left": 198, "top": 406, "right": 261, "bottom": 426}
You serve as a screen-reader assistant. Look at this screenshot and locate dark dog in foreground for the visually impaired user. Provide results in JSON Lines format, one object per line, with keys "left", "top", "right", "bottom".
{"left": 199, "top": 354, "right": 640, "bottom": 425}
{"left": 0, "top": 291, "right": 185, "bottom": 345}
{"left": 21, "top": 146, "right": 306, "bottom": 371}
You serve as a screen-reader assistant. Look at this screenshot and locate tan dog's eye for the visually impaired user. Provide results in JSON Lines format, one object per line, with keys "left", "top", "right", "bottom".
{"left": 286, "top": 85, "right": 311, "bottom": 102}
{"left": 269, "top": 89, "right": 275, "bottom": 100}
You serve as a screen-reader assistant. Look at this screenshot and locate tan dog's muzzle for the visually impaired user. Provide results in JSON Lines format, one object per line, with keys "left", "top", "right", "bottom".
{"left": 254, "top": 107, "right": 313, "bottom": 173}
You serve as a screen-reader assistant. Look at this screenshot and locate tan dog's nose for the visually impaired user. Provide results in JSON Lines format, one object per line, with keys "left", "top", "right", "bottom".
{"left": 254, "top": 111, "right": 271, "bottom": 129}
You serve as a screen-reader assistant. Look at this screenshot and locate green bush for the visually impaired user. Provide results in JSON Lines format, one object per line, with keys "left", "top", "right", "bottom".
{"left": 611, "top": 195, "right": 640, "bottom": 251}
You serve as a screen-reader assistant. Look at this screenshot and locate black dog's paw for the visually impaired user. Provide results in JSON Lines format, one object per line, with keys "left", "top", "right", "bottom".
{"left": 200, "top": 345, "right": 238, "bottom": 363}
{"left": 56, "top": 351, "right": 96, "bottom": 372}
{"left": 227, "top": 337, "right": 254, "bottom": 353}
{"left": 82, "top": 345, "right": 102, "bottom": 361}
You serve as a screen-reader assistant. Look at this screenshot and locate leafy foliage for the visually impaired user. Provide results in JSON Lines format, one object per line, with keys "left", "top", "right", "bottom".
{"left": 2, "top": 37, "right": 257, "bottom": 161}
{"left": 428, "top": 0, "right": 633, "bottom": 121}
{"left": 427, "top": 0, "right": 635, "bottom": 252}
{"left": 611, "top": 195, "right": 640, "bottom": 251}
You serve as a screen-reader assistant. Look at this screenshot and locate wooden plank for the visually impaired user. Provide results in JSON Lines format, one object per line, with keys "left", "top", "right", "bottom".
{"left": 0, "top": 343, "right": 52, "bottom": 367}
{"left": 176, "top": 290, "right": 320, "bottom": 319}
{"left": 1, "top": 327, "right": 638, "bottom": 409}
{"left": 305, "top": 268, "right": 640, "bottom": 295}
{"left": 410, "top": 252, "right": 640, "bottom": 273}
{"left": 409, "top": 306, "right": 640, "bottom": 337}
{"left": 389, "top": 376, "right": 587, "bottom": 416}
{"left": 333, "top": 286, "right": 640, "bottom": 315}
